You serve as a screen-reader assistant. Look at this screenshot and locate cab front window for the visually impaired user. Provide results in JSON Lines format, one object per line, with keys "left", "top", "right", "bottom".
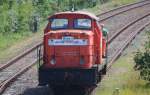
{"left": 51, "top": 19, "right": 68, "bottom": 30}
{"left": 74, "top": 19, "right": 91, "bottom": 29}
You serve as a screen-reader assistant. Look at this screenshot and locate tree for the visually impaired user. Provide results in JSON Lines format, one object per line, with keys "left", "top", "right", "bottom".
{"left": 134, "top": 31, "right": 150, "bottom": 83}
{"left": 0, "top": 0, "right": 100, "bottom": 35}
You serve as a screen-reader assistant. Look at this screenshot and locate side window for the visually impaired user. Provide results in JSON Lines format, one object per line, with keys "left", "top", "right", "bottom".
{"left": 51, "top": 19, "right": 68, "bottom": 30}
{"left": 99, "top": 23, "right": 108, "bottom": 37}
{"left": 102, "top": 28, "right": 108, "bottom": 37}
{"left": 74, "top": 19, "right": 91, "bottom": 29}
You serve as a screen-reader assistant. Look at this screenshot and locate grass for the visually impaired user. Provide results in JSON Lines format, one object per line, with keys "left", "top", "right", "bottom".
{"left": 0, "top": 23, "right": 45, "bottom": 63}
{"left": 95, "top": 54, "right": 150, "bottom": 95}
{"left": 0, "top": 32, "right": 30, "bottom": 50}
{"left": 95, "top": 54, "right": 134, "bottom": 95}
{"left": 95, "top": 31, "right": 150, "bottom": 95}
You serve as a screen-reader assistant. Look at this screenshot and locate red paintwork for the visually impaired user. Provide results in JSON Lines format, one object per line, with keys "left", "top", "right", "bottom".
{"left": 43, "top": 11, "right": 106, "bottom": 69}
{"left": 102, "top": 38, "right": 106, "bottom": 57}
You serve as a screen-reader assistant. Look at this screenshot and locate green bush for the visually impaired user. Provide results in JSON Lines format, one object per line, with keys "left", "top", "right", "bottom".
{"left": 134, "top": 31, "right": 150, "bottom": 82}
{"left": 0, "top": 0, "right": 34, "bottom": 34}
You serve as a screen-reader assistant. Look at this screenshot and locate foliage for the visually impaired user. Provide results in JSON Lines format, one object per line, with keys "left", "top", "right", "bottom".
{"left": 134, "top": 31, "right": 150, "bottom": 82}
{"left": 0, "top": 0, "right": 100, "bottom": 35}
{"left": 0, "top": 0, "right": 34, "bottom": 34}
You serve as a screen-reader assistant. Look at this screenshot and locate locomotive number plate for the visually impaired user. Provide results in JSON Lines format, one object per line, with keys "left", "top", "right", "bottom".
{"left": 62, "top": 36, "right": 74, "bottom": 41}
{"left": 48, "top": 36, "right": 88, "bottom": 46}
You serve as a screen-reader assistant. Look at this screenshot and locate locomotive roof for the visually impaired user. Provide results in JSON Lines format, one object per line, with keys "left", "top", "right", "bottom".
{"left": 49, "top": 11, "right": 99, "bottom": 20}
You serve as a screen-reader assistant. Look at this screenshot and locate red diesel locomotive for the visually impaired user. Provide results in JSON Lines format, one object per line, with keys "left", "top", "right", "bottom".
{"left": 38, "top": 11, "right": 108, "bottom": 86}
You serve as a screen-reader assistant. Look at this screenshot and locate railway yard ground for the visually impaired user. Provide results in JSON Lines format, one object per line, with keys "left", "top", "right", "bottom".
{"left": 1, "top": 0, "right": 150, "bottom": 95}
{"left": 95, "top": 26, "right": 150, "bottom": 95}
{"left": 86, "top": 0, "right": 139, "bottom": 14}
{"left": 3, "top": 25, "right": 150, "bottom": 95}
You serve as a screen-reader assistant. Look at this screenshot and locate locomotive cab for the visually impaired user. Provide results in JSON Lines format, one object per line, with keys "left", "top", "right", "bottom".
{"left": 39, "top": 11, "right": 108, "bottom": 86}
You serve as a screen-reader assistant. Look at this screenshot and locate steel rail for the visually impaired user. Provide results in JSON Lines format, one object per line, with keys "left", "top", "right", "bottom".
{"left": 107, "top": 21, "right": 150, "bottom": 71}
{"left": 97, "top": 0, "right": 148, "bottom": 16}
{"left": 107, "top": 13, "right": 150, "bottom": 44}
{"left": 0, "top": 57, "right": 42, "bottom": 94}
{"left": 0, "top": 42, "right": 42, "bottom": 71}
{"left": 0, "top": 61, "right": 36, "bottom": 94}
{"left": 98, "top": 0, "right": 150, "bottom": 21}
{"left": 95, "top": 21, "right": 150, "bottom": 95}
{"left": 88, "top": 18, "right": 150, "bottom": 93}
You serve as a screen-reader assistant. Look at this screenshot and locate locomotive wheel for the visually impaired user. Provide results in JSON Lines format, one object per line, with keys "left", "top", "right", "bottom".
{"left": 97, "top": 71, "right": 102, "bottom": 83}
{"left": 102, "top": 64, "right": 107, "bottom": 75}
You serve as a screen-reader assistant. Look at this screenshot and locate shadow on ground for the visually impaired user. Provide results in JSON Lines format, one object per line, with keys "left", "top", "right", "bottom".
{"left": 21, "top": 86, "right": 53, "bottom": 95}
{"left": 21, "top": 86, "right": 95, "bottom": 95}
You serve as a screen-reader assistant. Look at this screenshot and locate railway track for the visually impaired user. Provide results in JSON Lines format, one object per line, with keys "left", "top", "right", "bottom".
{"left": 107, "top": 15, "right": 150, "bottom": 70}
{"left": 85, "top": 14, "right": 150, "bottom": 95}
{"left": 1, "top": 0, "right": 149, "bottom": 72}
{"left": 107, "top": 22, "right": 150, "bottom": 70}
{"left": 0, "top": 46, "right": 42, "bottom": 94}
{"left": 98, "top": 0, "right": 150, "bottom": 21}
{"left": 0, "top": 1, "right": 150, "bottom": 95}
{"left": 101, "top": 2, "right": 150, "bottom": 39}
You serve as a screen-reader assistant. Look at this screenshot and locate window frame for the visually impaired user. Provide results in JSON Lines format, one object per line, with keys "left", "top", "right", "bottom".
{"left": 73, "top": 18, "right": 92, "bottom": 30}
{"left": 50, "top": 18, "right": 69, "bottom": 30}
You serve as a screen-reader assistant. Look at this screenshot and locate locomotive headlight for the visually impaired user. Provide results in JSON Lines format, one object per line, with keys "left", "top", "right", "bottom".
{"left": 80, "top": 56, "right": 85, "bottom": 65}
{"left": 50, "top": 56, "right": 56, "bottom": 65}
